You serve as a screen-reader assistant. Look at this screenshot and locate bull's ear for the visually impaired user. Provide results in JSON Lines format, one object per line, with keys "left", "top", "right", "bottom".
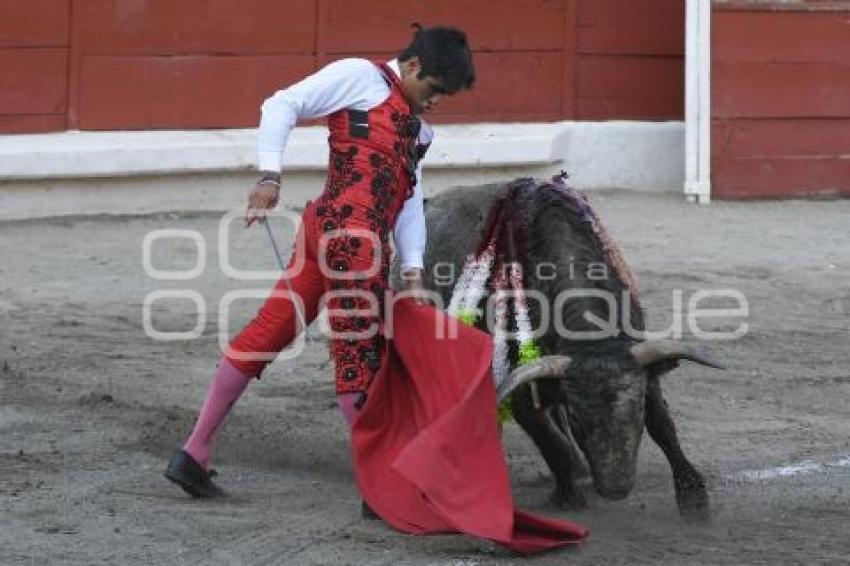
{"left": 630, "top": 340, "right": 726, "bottom": 370}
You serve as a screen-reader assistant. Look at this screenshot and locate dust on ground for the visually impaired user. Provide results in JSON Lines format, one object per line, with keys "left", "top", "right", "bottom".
{"left": 1, "top": 190, "right": 848, "bottom": 565}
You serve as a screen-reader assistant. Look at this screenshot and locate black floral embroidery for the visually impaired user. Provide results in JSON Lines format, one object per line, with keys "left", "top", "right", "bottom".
{"left": 389, "top": 111, "right": 421, "bottom": 198}
{"left": 364, "top": 152, "right": 395, "bottom": 242}
{"left": 325, "top": 145, "right": 363, "bottom": 199}
{"left": 329, "top": 297, "right": 386, "bottom": 389}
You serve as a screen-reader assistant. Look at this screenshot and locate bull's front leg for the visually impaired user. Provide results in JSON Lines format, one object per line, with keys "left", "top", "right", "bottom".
{"left": 549, "top": 402, "right": 592, "bottom": 503}
{"left": 644, "top": 375, "right": 709, "bottom": 516}
{"left": 511, "top": 386, "right": 588, "bottom": 509}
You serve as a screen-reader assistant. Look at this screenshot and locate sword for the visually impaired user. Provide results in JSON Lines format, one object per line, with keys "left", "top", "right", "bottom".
{"left": 261, "top": 217, "right": 312, "bottom": 345}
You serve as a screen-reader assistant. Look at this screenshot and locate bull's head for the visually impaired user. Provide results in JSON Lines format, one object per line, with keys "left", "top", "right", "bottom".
{"left": 498, "top": 341, "right": 724, "bottom": 500}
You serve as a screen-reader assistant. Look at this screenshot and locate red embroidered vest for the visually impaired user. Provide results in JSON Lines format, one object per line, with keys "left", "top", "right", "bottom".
{"left": 314, "top": 62, "right": 426, "bottom": 242}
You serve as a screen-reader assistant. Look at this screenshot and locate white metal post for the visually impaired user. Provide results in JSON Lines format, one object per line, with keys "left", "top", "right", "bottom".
{"left": 685, "top": 0, "right": 712, "bottom": 203}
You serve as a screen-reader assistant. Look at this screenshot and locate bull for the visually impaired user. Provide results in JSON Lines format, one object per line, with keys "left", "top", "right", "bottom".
{"left": 415, "top": 177, "right": 724, "bottom": 515}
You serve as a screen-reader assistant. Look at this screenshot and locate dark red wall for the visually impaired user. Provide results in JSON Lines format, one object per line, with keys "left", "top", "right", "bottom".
{"left": 712, "top": 1, "right": 850, "bottom": 198}
{"left": 576, "top": 0, "right": 684, "bottom": 119}
{"left": 0, "top": 0, "right": 70, "bottom": 133}
{"left": 0, "top": 0, "right": 685, "bottom": 133}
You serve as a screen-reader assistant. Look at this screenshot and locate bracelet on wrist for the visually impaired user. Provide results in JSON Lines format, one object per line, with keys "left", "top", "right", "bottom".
{"left": 259, "top": 170, "right": 281, "bottom": 180}
{"left": 257, "top": 178, "right": 281, "bottom": 189}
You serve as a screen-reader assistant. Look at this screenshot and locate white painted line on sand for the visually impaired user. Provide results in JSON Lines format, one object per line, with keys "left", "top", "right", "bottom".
{"left": 729, "top": 455, "right": 850, "bottom": 481}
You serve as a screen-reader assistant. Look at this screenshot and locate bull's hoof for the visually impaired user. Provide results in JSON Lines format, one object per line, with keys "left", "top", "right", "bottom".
{"left": 549, "top": 483, "right": 588, "bottom": 510}
{"left": 674, "top": 473, "right": 710, "bottom": 520}
{"left": 361, "top": 500, "right": 380, "bottom": 521}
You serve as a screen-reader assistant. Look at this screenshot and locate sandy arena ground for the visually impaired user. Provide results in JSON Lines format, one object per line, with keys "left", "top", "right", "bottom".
{"left": 1, "top": 189, "right": 848, "bottom": 565}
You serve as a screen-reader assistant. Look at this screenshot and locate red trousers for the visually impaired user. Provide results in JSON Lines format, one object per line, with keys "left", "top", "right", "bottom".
{"left": 226, "top": 200, "right": 392, "bottom": 394}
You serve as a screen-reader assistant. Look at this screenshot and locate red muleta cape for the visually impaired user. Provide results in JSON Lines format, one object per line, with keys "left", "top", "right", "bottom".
{"left": 350, "top": 297, "right": 589, "bottom": 554}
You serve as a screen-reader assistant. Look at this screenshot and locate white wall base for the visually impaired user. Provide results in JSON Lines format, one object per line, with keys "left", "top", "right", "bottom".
{"left": 0, "top": 121, "right": 684, "bottom": 221}
{"left": 556, "top": 121, "right": 684, "bottom": 193}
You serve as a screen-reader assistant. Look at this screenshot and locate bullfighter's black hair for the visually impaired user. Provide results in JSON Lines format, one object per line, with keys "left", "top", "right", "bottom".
{"left": 398, "top": 24, "right": 475, "bottom": 94}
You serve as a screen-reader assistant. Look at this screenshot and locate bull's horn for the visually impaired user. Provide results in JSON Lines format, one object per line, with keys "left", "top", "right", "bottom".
{"left": 497, "top": 355, "right": 572, "bottom": 403}
{"left": 630, "top": 340, "right": 726, "bottom": 370}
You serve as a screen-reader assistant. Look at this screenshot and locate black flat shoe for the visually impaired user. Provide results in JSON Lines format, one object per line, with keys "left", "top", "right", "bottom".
{"left": 164, "top": 449, "right": 226, "bottom": 498}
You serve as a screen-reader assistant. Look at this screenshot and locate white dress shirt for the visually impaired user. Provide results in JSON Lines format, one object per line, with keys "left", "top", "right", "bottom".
{"left": 258, "top": 58, "right": 430, "bottom": 270}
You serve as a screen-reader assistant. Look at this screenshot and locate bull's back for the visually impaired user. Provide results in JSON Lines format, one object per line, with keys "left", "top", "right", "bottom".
{"left": 421, "top": 183, "right": 508, "bottom": 304}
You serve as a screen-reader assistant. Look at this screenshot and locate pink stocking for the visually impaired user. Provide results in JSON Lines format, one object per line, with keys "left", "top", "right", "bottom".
{"left": 182, "top": 358, "right": 251, "bottom": 469}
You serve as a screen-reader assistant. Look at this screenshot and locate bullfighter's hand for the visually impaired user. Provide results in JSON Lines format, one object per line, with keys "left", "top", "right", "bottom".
{"left": 245, "top": 179, "right": 281, "bottom": 227}
{"left": 401, "top": 268, "right": 433, "bottom": 306}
